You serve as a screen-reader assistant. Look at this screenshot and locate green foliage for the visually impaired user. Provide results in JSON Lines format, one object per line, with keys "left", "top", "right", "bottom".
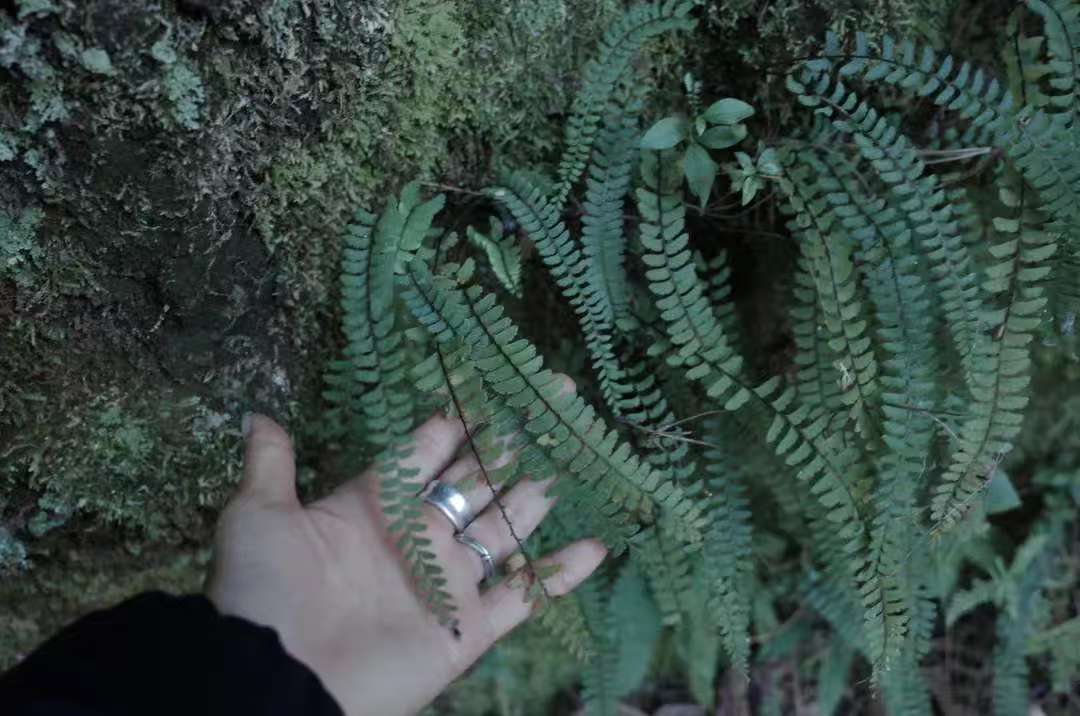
{"left": 640, "top": 96, "right": 754, "bottom": 205}
{"left": 551, "top": 0, "right": 697, "bottom": 208}
{"left": 0, "top": 206, "right": 43, "bottom": 287}
{"left": 467, "top": 218, "right": 523, "bottom": 297}
{"left": 322, "top": 2, "right": 1080, "bottom": 709}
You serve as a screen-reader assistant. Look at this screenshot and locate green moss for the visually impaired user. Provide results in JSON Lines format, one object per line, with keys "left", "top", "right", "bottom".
{"left": 2, "top": 388, "right": 241, "bottom": 539}
{"left": 0, "top": 206, "right": 43, "bottom": 286}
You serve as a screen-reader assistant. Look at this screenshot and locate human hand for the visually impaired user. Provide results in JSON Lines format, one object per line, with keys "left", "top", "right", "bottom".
{"left": 206, "top": 409, "right": 606, "bottom": 716}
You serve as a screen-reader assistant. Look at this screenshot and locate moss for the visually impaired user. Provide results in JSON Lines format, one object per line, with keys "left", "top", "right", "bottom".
{"left": 0, "top": 205, "right": 43, "bottom": 286}
{"left": 2, "top": 386, "right": 241, "bottom": 539}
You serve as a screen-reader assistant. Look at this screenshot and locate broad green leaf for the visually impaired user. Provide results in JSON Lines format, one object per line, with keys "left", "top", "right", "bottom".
{"left": 703, "top": 98, "right": 755, "bottom": 125}
{"left": 641, "top": 116, "right": 688, "bottom": 150}
{"left": 684, "top": 143, "right": 718, "bottom": 207}
{"left": 699, "top": 124, "right": 747, "bottom": 149}
{"left": 985, "top": 469, "right": 1022, "bottom": 514}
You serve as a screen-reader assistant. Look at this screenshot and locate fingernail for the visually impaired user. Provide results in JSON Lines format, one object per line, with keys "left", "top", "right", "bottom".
{"left": 241, "top": 413, "right": 253, "bottom": 438}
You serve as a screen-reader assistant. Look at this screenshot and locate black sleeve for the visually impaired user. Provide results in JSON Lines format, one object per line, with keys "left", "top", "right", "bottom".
{"left": 0, "top": 591, "right": 344, "bottom": 716}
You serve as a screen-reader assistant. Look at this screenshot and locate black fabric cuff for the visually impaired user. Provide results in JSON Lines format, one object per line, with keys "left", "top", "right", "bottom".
{"left": 0, "top": 591, "right": 344, "bottom": 716}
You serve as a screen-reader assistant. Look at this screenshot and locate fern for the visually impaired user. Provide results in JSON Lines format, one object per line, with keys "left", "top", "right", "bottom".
{"left": 581, "top": 106, "right": 639, "bottom": 331}
{"left": 700, "top": 420, "right": 753, "bottom": 673}
{"left": 787, "top": 66, "right": 983, "bottom": 366}
{"left": 490, "top": 173, "right": 634, "bottom": 416}
{"left": 319, "top": 6, "right": 1080, "bottom": 708}
{"left": 551, "top": 0, "right": 696, "bottom": 209}
{"left": 777, "top": 151, "right": 880, "bottom": 437}
{"left": 634, "top": 149, "right": 908, "bottom": 673}
{"left": 931, "top": 182, "right": 1057, "bottom": 534}
{"left": 466, "top": 217, "right": 523, "bottom": 297}
{"left": 323, "top": 184, "right": 456, "bottom": 624}
{"left": 401, "top": 259, "right": 707, "bottom": 549}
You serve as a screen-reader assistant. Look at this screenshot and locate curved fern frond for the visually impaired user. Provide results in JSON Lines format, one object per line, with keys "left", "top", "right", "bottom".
{"left": 787, "top": 69, "right": 983, "bottom": 365}
{"left": 701, "top": 420, "right": 753, "bottom": 673}
{"left": 467, "top": 217, "right": 523, "bottom": 297}
{"left": 635, "top": 149, "right": 900, "bottom": 670}
{"left": 489, "top": 173, "right": 635, "bottom": 416}
{"left": 803, "top": 31, "right": 1080, "bottom": 240}
{"left": 801, "top": 148, "right": 944, "bottom": 668}
{"left": 582, "top": 107, "right": 640, "bottom": 330}
{"left": 1026, "top": 0, "right": 1080, "bottom": 117}
{"left": 789, "top": 251, "right": 845, "bottom": 418}
{"left": 401, "top": 259, "right": 707, "bottom": 549}
{"left": 632, "top": 518, "right": 694, "bottom": 625}
{"left": 551, "top": 0, "right": 696, "bottom": 209}
{"left": 376, "top": 440, "right": 457, "bottom": 625}
{"left": 777, "top": 153, "right": 881, "bottom": 437}
{"left": 323, "top": 185, "right": 454, "bottom": 624}
{"left": 931, "top": 182, "right": 1057, "bottom": 535}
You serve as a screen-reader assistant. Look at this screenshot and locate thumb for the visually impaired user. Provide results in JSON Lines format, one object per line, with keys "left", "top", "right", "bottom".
{"left": 238, "top": 413, "right": 298, "bottom": 508}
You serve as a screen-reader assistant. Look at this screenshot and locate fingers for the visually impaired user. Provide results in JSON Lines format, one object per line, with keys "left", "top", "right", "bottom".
{"left": 480, "top": 539, "right": 607, "bottom": 643}
{"left": 392, "top": 412, "right": 469, "bottom": 489}
{"left": 238, "top": 414, "right": 298, "bottom": 508}
{"left": 429, "top": 429, "right": 519, "bottom": 518}
{"left": 458, "top": 478, "right": 556, "bottom": 582}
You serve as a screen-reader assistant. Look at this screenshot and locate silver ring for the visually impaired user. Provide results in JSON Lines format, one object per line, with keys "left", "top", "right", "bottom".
{"left": 455, "top": 532, "right": 496, "bottom": 582}
{"left": 424, "top": 480, "right": 474, "bottom": 533}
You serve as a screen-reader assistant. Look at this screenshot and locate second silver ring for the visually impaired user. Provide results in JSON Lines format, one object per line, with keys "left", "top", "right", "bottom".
{"left": 424, "top": 479, "right": 475, "bottom": 533}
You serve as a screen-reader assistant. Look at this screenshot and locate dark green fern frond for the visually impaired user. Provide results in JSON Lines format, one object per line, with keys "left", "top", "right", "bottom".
{"left": 376, "top": 440, "right": 457, "bottom": 626}
{"left": 799, "top": 148, "right": 941, "bottom": 671}
{"left": 787, "top": 69, "right": 983, "bottom": 366}
{"left": 551, "top": 0, "right": 696, "bottom": 209}
{"left": 324, "top": 184, "right": 452, "bottom": 624}
{"left": 805, "top": 31, "right": 1080, "bottom": 245}
{"left": 777, "top": 153, "right": 880, "bottom": 437}
{"left": 931, "top": 182, "right": 1057, "bottom": 535}
{"left": 490, "top": 173, "right": 635, "bottom": 416}
{"left": 582, "top": 564, "right": 663, "bottom": 716}
{"left": 788, "top": 251, "right": 845, "bottom": 419}
{"left": 701, "top": 419, "right": 753, "bottom": 673}
{"left": 466, "top": 217, "right": 523, "bottom": 297}
{"left": 632, "top": 518, "right": 694, "bottom": 625}
{"left": 1026, "top": 0, "right": 1080, "bottom": 117}
{"left": 582, "top": 107, "right": 639, "bottom": 331}
{"left": 401, "top": 259, "right": 707, "bottom": 550}
{"left": 636, "top": 149, "right": 894, "bottom": 670}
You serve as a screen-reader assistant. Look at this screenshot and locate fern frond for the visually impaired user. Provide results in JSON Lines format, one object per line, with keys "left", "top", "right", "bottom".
{"left": 582, "top": 107, "right": 639, "bottom": 331}
{"left": 1026, "top": 0, "right": 1080, "bottom": 117}
{"left": 636, "top": 149, "right": 898, "bottom": 670}
{"left": 324, "top": 184, "right": 452, "bottom": 623}
{"left": 490, "top": 173, "right": 635, "bottom": 416}
{"left": 633, "top": 518, "right": 694, "bottom": 625}
{"left": 778, "top": 153, "right": 881, "bottom": 437}
{"left": 551, "top": 0, "right": 696, "bottom": 208}
{"left": 401, "top": 259, "right": 707, "bottom": 549}
{"left": 789, "top": 251, "right": 845, "bottom": 417}
{"left": 787, "top": 69, "right": 983, "bottom": 365}
{"left": 376, "top": 440, "right": 457, "bottom": 626}
{"left": 582, "top": 564, "right": 663, "bottom": 716}
{"left": 701, "top": 419, "right": 753, "bottom": 673}
{"left": 931, "top": 182, "right": 1057, "bottom": 535}
{"left": 798, "top": 148, "right": 944, "bottom": 671}
{"left": 804, "top": 31, "right": 1080, "bottom": 241}
{"left": 466, "top": 217, "right": 523, "bottom": 297}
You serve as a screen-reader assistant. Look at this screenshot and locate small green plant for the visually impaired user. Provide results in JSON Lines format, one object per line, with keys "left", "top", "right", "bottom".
{"left": 325, "top": 1, "right": 1080, "bottom": 712}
